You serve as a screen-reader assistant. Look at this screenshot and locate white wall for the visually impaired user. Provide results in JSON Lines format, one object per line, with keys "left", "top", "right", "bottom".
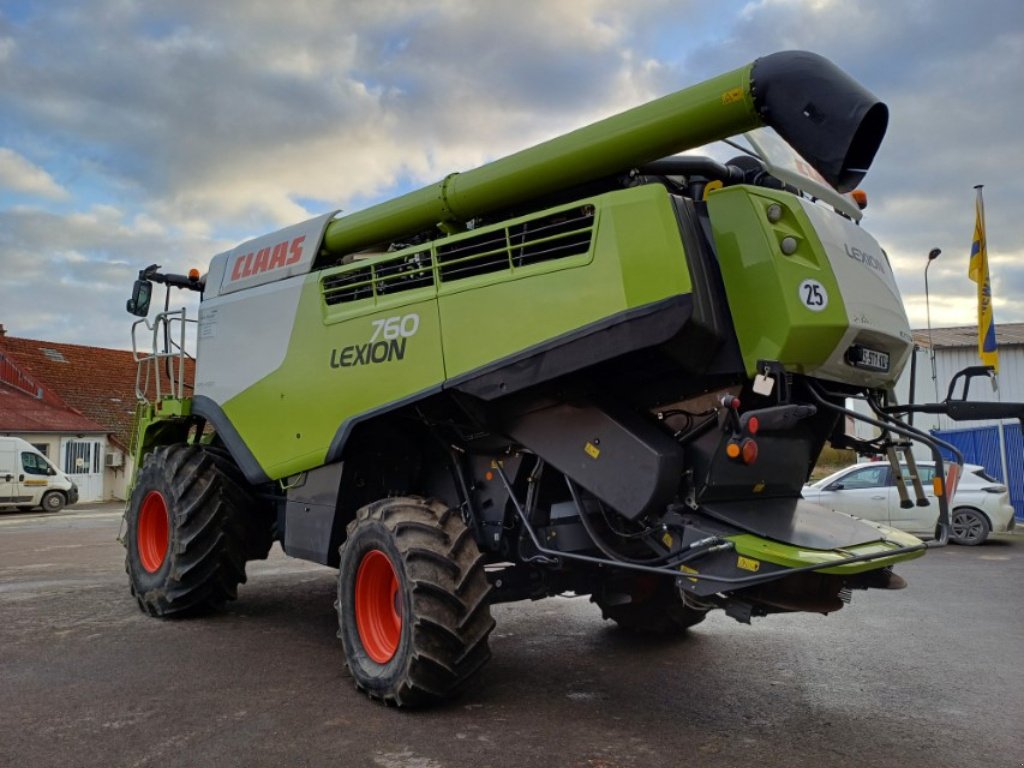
{"left": 1, "top": 431, "right": 131, "bottom": 502}
{"left": 11, "top": 432, "right": 62, "bottom": 461}
{"left": 852, "top": 344, "right": 1024, "bottom": 458}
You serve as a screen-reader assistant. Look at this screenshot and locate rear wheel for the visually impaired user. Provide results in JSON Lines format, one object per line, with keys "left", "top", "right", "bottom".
{"left": 950, "top": 507, "right": 990, "bottom": 546}
{"left": 124, "top": 444, "right": 272, "bottom": 616}
{"left": 593, "top": 575, "right": 708, "bottom": 634}
{"left": 337, "top": 497, "right": 494, "bottom": 707}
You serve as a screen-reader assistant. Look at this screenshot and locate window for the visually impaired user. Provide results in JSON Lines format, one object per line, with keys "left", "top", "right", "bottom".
{"left": 31, "top": 443, "right": 49, "bottom": 457}
{"left": 838, "top": 466, "right": 890, "bottom": 490}
{"left": 63, "top": 441, "right": 98, "bottom": 475}
{"left": 22, "top": 452, "right": 52, "bottom": 476}
{"left": 971, "top": 467, "right": 999, "bottom": 483}
{"left": 909, "top": 465, "right": 936, "bottom": 484}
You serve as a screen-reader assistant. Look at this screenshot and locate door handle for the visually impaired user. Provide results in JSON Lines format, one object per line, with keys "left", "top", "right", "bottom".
{"left": 871, "top": 495, "right": 885, "bottom": 500}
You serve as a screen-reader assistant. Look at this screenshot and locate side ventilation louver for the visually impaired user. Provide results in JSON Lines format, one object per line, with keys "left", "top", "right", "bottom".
{"left": 321, "top": 204, "right": 594, "bottom": 306}
{"left": 437, "top": 205, "right": 595, "bottom": 282}
{"left": 322, "top": 251, "right": 433, "bottom": 306}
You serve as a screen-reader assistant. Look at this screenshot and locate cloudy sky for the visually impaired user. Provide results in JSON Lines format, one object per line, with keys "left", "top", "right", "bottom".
{"left": 1, "top": 0, "right": 1022, "bottom": 350}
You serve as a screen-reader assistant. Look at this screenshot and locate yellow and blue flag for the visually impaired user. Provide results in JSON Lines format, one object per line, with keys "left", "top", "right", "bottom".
{"left": 968, "top": 185, "right": 998, "bottom": 371}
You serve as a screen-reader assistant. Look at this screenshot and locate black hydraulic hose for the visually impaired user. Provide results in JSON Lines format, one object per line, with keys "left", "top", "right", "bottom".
{"left": 638, "top": 157, "right": 745, "bottom": 183}
{"left": 804, "top": 381, "right": 957, "bottom": 546}
{"left": 493, "top": 462, "right": 724, "bottom": 573}
{"left": 490, "top": 461, "right": 923, "bottom": 587}
{"left": 565, "top": 478, "right": 670, "bottom": 566}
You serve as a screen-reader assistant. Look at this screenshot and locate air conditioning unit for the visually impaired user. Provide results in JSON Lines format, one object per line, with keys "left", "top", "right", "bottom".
{"left": 105, "top": 450, "right": 124, "bottom": 468}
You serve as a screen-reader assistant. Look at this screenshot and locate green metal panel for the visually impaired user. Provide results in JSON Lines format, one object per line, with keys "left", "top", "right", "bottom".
{"left": 707, "top": 185, "right": 848, "bottom": 376}
{"left": 221, "top": 278, "right": 446, "bottom": 479}
{"left": 728, "top": 527, "right": 925, "bottom": 574}
{"left": 438, "top": 185, "right": 692, "bottom": 377}
{"left": 213, "top": 184, "right": 695, "bottom": 480}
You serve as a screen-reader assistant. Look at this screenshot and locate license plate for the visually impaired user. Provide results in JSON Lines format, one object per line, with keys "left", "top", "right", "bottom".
{"left": 849, "top": 346, "right": 889, "bottom": 372}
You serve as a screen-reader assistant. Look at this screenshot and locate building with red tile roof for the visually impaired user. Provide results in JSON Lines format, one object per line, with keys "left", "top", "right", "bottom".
{"left": 0, "top": 323, "right": 194, "bottom": 502}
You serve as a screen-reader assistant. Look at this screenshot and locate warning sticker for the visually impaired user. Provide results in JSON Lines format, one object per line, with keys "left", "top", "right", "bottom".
{"left": 737, "top": 556, "right": 761, "bottom": 572}
{"left": 721, "top": 87, "right": 744, "bottom": 105}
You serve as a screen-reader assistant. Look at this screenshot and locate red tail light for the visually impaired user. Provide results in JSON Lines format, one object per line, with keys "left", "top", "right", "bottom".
{"left": 741, "top": 438, "right": 758, "bottom": 465}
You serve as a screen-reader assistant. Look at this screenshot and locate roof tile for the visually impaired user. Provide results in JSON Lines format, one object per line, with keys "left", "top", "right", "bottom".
{"left": 0, "top": 334, "right": 194, "bottom": 449}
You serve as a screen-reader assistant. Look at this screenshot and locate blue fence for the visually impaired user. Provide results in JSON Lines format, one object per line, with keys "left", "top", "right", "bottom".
{"left": 933, "top": 423, "right": 1024, "bottom": 521}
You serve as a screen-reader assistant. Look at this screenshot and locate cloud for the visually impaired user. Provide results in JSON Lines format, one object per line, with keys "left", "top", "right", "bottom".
{"left": 1, "top": 0, "right": 701, "bottom": 230}
{"left": 684, "top": 0, "right": 1024, "bottom": 329}
{"left": 0, "top": 0, "right": 1022, "bottom": 353}
{"left": 0, "top": 148, "right": 69, "bottom": 200}
{"left": 0, "top": 204, "right": 212, "bottom": 349}
{"left": 2, "top": 0, "right": 702, "bottom": 347}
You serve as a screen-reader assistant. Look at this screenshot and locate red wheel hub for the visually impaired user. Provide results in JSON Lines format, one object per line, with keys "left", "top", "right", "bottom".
{"left": 137, "top": 491, "right": 170, "bottom": 573}
{"left": 354, "top": 549, "right": 402, "bottom": 664}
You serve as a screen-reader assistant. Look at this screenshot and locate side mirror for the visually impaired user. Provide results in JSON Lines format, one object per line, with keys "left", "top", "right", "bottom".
{"left": 126, "top": 279, "right": 153, "bottom": 317}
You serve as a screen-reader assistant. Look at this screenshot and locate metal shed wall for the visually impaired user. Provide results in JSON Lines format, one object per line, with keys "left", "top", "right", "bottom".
{"left": 934, "top": 422, "right": 1024, "bottom": 521}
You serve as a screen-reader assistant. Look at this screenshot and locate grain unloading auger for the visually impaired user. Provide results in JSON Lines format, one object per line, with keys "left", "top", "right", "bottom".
{"left": 123, "top": 51, "right": 1024, "bottom": 706}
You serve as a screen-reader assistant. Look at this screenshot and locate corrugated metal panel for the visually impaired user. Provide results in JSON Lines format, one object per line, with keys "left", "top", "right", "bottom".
{"left": 934, "top": 423, "right": 1024, "bottom": 521}
{"left": 914, "top": 322, "right": 1024, "bottom": 349}
{"left": 868, "top": 345, "right": 1024, "bottom": 441}
{"left": 936, "top": 347, "right": 1024, "bottom": 410}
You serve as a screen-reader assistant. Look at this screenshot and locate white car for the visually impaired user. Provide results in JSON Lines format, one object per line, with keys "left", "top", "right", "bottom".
{"left": 803, "top": 461, "right": 1017, "bottom": 546}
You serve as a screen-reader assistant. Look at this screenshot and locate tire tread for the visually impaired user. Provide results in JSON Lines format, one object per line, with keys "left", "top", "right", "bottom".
{"left": 338, "top": 496, "right": 495, "bottom": 707}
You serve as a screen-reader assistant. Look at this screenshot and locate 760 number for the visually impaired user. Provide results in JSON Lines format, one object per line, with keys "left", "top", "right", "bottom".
{"left": 370, "top": 313, "right": 420, "bottom": 341}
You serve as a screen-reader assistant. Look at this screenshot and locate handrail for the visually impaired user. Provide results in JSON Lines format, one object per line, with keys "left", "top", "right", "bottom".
{"left": 130, "top": 308, "right": 195, "bottom": 404}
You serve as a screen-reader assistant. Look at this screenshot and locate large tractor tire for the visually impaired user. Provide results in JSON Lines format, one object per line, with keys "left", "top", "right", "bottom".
{"left": 124, "top": 444, "right": 274, "bottom": 617}
{"left": 337, "top": 497, "right": 494, "bottom": 707}
{"left": 593, "top": 575, "right": 708, "bottom": 634}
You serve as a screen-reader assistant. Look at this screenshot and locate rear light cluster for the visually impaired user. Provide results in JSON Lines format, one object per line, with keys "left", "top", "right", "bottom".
{"left": 725, "top": 438, "right": 759, "bottom": 464}
{"left": 723, "top": 396, "right": 759, "bottom": 465}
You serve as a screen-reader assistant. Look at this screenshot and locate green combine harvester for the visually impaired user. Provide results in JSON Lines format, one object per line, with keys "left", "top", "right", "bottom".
{"left": 123, "top": 51, "right": 1023, "bottom": 706}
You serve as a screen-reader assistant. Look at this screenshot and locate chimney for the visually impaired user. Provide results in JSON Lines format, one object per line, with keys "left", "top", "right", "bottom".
{"left": 0, "top": 323, "right": 6, "bottom": 338}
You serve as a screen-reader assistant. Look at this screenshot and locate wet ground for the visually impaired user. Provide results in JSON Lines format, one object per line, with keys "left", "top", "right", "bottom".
{"left": 1, "top": 503, "right": 1021, "bottom": 768}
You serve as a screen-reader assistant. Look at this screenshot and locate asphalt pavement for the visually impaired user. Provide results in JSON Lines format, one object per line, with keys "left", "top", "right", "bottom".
{"left": 1, "top": 502, "right": 1021, "bottom": 768}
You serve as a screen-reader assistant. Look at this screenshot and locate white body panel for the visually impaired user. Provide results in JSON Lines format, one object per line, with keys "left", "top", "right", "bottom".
{"left": 799, "top": 197, "right": 913, "bottom": 387}
{"left": 196, "top": 212, "right": 337, "bottom": 406}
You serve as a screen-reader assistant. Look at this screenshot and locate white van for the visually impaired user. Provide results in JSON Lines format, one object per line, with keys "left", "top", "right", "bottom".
{"left": 0, "top": 437, "right": 79, "bottom": 512}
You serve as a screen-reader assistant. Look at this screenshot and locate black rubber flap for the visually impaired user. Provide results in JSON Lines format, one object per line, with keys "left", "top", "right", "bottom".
{"left": 751, "top": 50, "right": 888, "bottom": 192}
{"left": 701, "top": 496, "right": 884, "bottom": 549}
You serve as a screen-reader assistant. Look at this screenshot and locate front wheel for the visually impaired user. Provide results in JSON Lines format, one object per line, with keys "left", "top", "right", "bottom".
{"left": 124, "top": 444, "right": 268, "bottom": 616}
{"left": 950, "top": 507, "right": 990, "bottom": 546}
{"left": 41, "top": 492, "right": 65, "bottom": 513}
{"left": 337, "top": 497, "right": 494, "bottom": 707}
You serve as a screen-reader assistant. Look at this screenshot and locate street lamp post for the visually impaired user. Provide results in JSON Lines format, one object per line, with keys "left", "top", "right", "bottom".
{"left": 925, "top": 247, "right": 941, "bottom": 411}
